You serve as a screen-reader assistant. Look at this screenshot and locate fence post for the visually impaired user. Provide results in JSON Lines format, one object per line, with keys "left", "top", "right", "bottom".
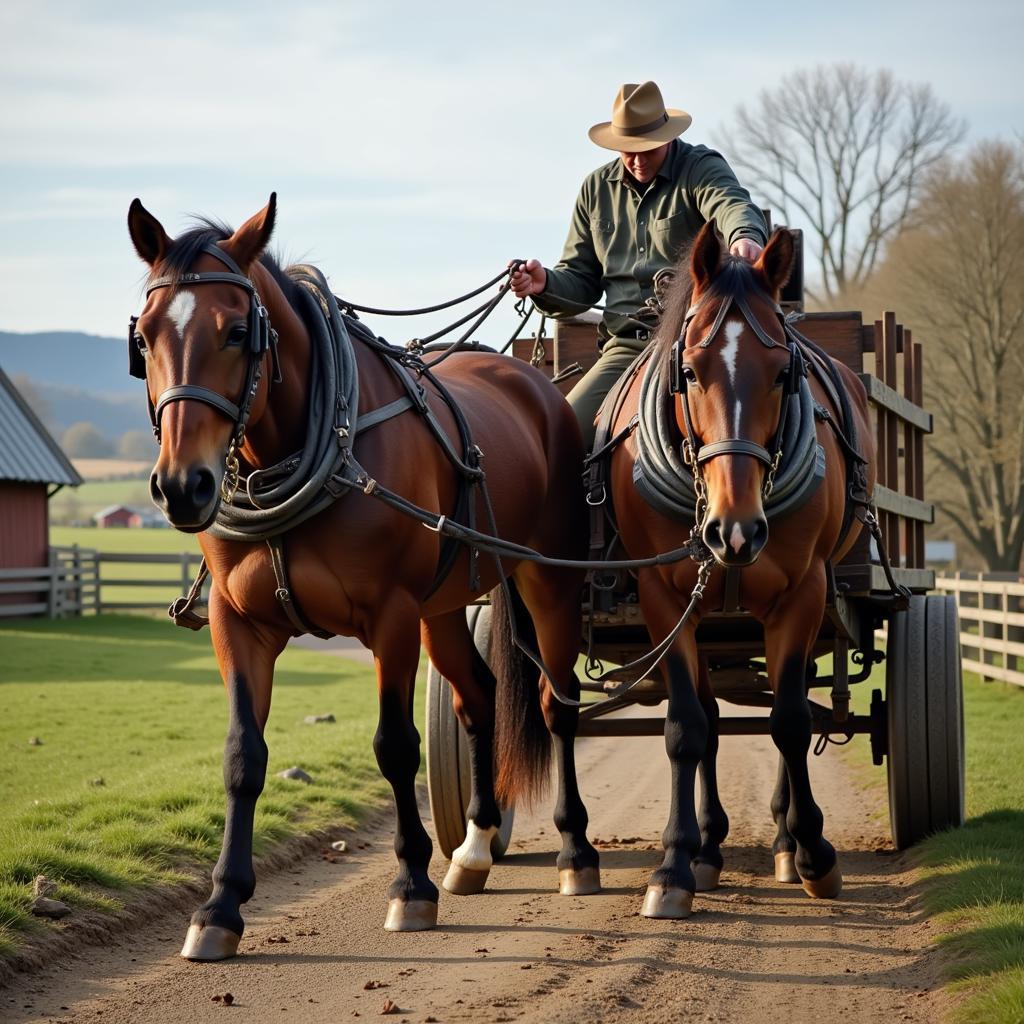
{"left": 46, "top": 547, "right": 58, "bottom": 618}
{"left": 71, "top": 544, "right": 81, "bottom": 617}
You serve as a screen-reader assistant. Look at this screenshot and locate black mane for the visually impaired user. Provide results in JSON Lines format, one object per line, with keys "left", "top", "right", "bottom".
{"left": 655, "top": 249, "right": 761, "bottom": 352}
{"left": 151, "top": 218, "right": 302, "bottom": 308}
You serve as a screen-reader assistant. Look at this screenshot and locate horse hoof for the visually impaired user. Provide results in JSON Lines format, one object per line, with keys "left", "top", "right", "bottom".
{"left": 559, "top": 866, "right": 601, "bottom": 896}
{"left": 443, "top": 864, "right": 490, "bottom": 896}
{"left": 179, "top": 924, "right": 241, "bottom": 961}
{"left": 692, "top": 863, "right": 722, "bottom": 892}
{"left": 774, "top": 851, "right": 799, "bottom": 884}
{"left": 800, "top": 862, "right": 843, "bottom": 899}
{"left": 640, "top": 885, "right": 693, "bottom": 919}
{"left": 383, "top": 898, "right": 438, "bottom": 931}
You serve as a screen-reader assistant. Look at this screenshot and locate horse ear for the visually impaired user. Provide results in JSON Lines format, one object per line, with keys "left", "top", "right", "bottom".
{"left": 221, "top": 193, "right": 277, "bottom": 270}
{"left": 128, "top": 198, "right": 171, "bottom": 267}
{"left": 755, "top": 228, "right": 796, "bottom": 296}
{"left": 690, "top": 220, "right": 722, "bottom": 292}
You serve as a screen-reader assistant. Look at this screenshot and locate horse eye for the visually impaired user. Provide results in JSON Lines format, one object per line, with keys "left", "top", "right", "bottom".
{"left": 226, "top": 324, "right": 248, "bottom": 346}
{"left": 774, "top": 369, "right": 788, "bottom": 388}
{"left": 681, "top": 366, "right": 698, "bottom": 386}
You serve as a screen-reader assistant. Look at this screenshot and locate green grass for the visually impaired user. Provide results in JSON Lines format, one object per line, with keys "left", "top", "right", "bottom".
{"left": 913, "top": 675, "right": 1024, "bottom": 1023}
{"left": 0, "top": 615, "right": 394, "bottom": 958}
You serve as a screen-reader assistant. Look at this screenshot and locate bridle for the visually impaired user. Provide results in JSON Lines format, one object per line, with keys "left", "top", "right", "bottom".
{"left": 128, "top": 243, "right": 281, "bottom": 499}
{"left": 668, "top": 289, "right": 806, "bottom": 521}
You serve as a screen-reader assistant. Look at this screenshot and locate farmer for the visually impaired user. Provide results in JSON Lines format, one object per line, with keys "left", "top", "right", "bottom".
{"left": 510, "top": 80, "right": 768, "bottom": 448}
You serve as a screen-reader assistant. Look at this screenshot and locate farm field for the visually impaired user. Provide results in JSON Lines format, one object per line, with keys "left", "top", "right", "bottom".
{"left": 0, "top": 615, "right": 392, "bottom": 960}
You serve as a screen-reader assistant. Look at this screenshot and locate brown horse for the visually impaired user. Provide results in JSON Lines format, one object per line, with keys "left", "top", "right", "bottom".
{"left": 608, "top": 223, "right": 874, "bottom": 917}
{"left": 126, "top": 194, "right": 600, "bottom": 960}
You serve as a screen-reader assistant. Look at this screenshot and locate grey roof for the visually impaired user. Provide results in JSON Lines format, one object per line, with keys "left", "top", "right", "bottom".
{"left": 0, "top": 365, "right": 82, "bottom": 487}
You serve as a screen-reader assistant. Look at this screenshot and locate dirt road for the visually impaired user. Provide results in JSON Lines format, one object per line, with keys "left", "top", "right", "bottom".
{"left": 3, "top": 715, "right": 946, "bottom": 1023}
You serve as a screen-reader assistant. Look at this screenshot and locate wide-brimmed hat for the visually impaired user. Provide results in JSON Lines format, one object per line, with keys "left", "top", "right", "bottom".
{"left": 588, "top": 81, "right": 692, "bottom": 153}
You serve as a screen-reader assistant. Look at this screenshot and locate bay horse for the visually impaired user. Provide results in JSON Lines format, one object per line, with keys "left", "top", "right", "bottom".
{"left": 126, "top": 194, "right": 600, "bottom": 960}
{"left": 607, "top": 223, "right": 874, "bottom": 917}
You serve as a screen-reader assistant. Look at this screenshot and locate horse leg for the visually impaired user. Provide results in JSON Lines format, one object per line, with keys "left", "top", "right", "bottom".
{"left": 421, "top": 611, "right": 502, "bottom": 896}
{"left": 372, "top": 595, "right": 440, "bottom": 931}
{"left": 516, "top": 567, "right": 600, "bottom": 896}
{"left": 181, "top": 596, "right": 285, "bottom": 961}
{"left": 692, "top": 658, "right": 729, "bottom": 892}
{"left": 770, "top": 754, "right": 799, "bottom": 883}
{"left": 765, "top": 571, "right": 842, "bottom": 899}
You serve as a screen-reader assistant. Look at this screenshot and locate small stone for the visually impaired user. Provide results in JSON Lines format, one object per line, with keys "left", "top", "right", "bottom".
{"left": 380, "top": 999, "right": 399, "bottom": 1015}
{"left": 364, "top": 980, "right": 387, "bottom": 990}
{"left": 223, "top": 993, "right": 234, "bottom": 1006}
{"left": 28, "top": 737, "right": 42, "bottom": 746}
{"left": 276, "top": 767, "right": 313, "bottom": 784}
{"left": 303, "top": 714, "right": 336, "bottom": 724}
{"left": 331, "top": 840, "right": 348, "bottom": 853}
{"left": 89, "top": 777, "right": 105, "bottom": 787}
{"left": 31, "top": 896, "right": 71, "bottom": 919}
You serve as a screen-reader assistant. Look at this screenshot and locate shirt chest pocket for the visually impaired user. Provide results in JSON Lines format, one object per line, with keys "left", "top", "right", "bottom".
{"left": 651, "top": 211, "right": 695, "bottom": 259}
{"left": 590, "top": 217, "right": 615, "bottom": 261}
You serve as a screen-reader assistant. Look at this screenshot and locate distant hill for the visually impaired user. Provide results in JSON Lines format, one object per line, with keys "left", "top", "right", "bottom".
{"left": 0, "top": 330, "right": 149, "bottom": 438}
{"left": 0, "top": 330, "right": 133, "bottom": 396}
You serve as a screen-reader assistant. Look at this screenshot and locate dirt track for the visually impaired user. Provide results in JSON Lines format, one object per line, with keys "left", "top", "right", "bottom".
{"left": 3, "top": 707, "right": 946, "bottom": 1023}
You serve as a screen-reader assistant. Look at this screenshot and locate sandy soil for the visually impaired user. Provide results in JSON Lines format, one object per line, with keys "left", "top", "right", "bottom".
{"left": 2, "top": 713, "right": 946, "bottom": 1024}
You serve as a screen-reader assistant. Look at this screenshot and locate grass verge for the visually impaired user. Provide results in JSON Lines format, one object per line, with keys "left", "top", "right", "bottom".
{"left": 0, "top": 615, "right": 391, "bottom": 960}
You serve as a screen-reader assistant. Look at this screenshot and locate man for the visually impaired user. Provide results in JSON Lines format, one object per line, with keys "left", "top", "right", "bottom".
{"left": 510, "top": 81, "right": 768, "bottom": 448}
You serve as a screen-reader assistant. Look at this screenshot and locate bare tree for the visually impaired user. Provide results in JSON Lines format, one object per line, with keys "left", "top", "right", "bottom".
{"left": 720, "top": 64, "right": 964, "bottom": 304}
{"left": 867, "top": 141, "right": 1024, "bottom": 571}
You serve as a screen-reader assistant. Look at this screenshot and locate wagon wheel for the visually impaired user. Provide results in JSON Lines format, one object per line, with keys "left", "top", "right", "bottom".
{"left": 425, "top": 604, "right": 515, "bottom": 860}
{"left": 885, "top": 594, "right": 965, "bottom": 849}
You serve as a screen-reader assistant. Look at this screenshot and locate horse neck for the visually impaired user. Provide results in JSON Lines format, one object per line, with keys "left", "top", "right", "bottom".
{"left": 241, "top": 262, "right": 312, "bottom": 465}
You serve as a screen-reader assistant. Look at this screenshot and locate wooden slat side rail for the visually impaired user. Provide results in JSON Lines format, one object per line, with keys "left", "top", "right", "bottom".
{"left": 883, "top": 313, "right": 901, "bottom": 567}
{"left": 858, "top": 375, "right": 932, "bottom": 432}
{"left": 872, "top": 485, "right": 934, "bottom": 523}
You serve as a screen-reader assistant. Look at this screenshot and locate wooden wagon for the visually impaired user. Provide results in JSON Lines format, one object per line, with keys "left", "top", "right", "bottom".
{"left": 425, "top": 239, "right": 965, "bottom": 862}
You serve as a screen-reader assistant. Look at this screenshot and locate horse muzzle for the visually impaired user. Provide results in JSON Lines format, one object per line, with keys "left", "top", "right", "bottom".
{"left": 702, "top": 514, "right": 768, "bottom": 567}
{"left": 150, "top": 462, "right": 222, "bottom": 532}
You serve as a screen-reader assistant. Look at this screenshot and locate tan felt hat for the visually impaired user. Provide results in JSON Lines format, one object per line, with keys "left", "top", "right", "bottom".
{"left": 588, "top": 81, "right": 692, "bottom": 153}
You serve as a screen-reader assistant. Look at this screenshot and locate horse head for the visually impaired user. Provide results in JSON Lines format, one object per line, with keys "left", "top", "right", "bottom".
{"left": 669, "top": 222, "right": 797, "bottom": 566}
{"left": 126, "top": 195, "right": 278, "bottom": 531}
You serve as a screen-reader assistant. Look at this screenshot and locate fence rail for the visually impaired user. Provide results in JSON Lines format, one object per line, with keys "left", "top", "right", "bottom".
{"left": 0, "top": 545, "right": 206, "bottom": 619}
{"left": 936, "top": 572, "right": 1024, "bottom": 687}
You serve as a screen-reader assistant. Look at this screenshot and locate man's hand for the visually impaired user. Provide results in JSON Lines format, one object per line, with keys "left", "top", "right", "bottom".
{"left": 509, "top": 258, "right": 547, "bottom": 298}
{"left": 730, "top": 238, "right": 763, "bottom": 262}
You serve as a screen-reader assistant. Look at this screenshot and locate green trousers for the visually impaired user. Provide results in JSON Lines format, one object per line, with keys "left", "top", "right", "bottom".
{"left": 566, "top": 337, "right": 648, "bottom": 451}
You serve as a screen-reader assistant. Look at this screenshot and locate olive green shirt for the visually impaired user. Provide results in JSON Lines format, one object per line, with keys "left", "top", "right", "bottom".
{"left": 533, "top": 139, "right": 767, "bottom": 337}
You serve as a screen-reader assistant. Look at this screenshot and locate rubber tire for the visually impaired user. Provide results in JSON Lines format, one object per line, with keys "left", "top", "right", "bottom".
{"left": 425, "top": 605, "right": 514, "bottom": 860}
{"left": 886, "top": 594, "right": 965, "bottom": 849}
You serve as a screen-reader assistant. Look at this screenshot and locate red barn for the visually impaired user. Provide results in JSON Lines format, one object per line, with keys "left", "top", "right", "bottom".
{"left": 0, "top": 365, "right": 82, "bottom": 575}
{"left": 94, "top": 504, "right": 135, "bottom": 528}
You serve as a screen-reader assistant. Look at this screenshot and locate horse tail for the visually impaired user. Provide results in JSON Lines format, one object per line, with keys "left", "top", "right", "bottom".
{"left": 490, "top": 580, "right": 551, "bottom": 807}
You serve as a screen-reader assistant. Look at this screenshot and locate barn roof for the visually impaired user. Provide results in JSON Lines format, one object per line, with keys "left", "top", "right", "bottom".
{"left": 0, "top": 365, "right": 83, "bottom": 487}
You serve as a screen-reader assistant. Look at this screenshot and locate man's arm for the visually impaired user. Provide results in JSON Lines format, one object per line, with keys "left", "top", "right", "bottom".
{"left": 690, "top": 151, "right": 768, "bottom": 258}
{"left": 511, "top": 183, "right": 604, "bottom": 314}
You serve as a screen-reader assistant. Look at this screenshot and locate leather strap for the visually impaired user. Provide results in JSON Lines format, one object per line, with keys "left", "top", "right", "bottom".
{"left": 266, "top": 536, "right": 332, "bottom": 639}
{"left": 696, "top": 438, "right": 773, "bottom": 466}
{"left": 154, "top": 384, "right": 241, "bottom": 425}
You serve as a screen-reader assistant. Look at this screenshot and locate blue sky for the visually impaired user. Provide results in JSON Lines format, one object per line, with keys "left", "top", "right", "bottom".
{"left": 1, "top": 0, "right": 1021, "bottom": 344}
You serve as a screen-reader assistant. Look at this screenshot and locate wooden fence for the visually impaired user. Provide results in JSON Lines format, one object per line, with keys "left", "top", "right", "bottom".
{"left": 936, "top": 572, "right": 1024, "bottom": 687}
{"left": 0, "top": 545, "right": 207, "bottom": 618}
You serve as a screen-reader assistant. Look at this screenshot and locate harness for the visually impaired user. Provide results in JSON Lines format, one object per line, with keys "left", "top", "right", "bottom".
{"left": 585, "top": 289, "right": 890, "bottom": 614}
{"left": 130, "top": 246, "right": 486, "bottom": 636}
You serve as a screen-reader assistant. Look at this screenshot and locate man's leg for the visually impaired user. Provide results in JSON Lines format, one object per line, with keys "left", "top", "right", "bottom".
{"left": 566, "top": 340, "right": 646, "bottom": 451}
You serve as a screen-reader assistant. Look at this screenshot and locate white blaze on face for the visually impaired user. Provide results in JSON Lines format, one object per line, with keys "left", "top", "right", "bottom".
{"left": 166, "top": 290, "right": 196, "bottom": 339}
{"left": 451, "top": 821, "right": 497, "bottom": 871}
{"left": 729, "top": 521, "right": 746, "bottom": 554}
{"left": 722, "top": 320, "right": 743, "bottom": 435}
